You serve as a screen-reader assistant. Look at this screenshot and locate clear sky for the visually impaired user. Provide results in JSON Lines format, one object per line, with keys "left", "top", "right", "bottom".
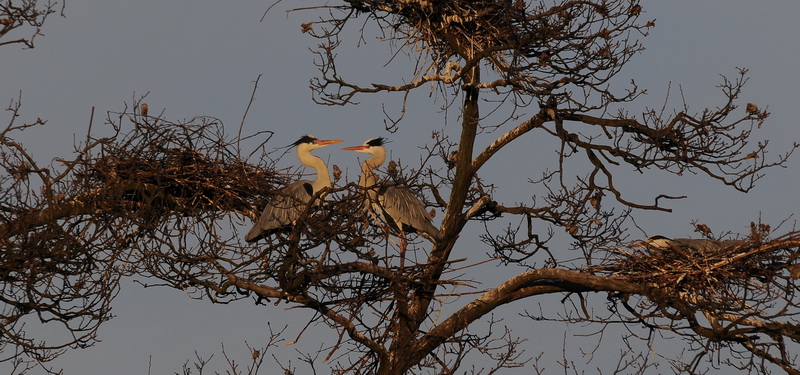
{"left": 2, "top": 1, "right": 799, "bottom": 373}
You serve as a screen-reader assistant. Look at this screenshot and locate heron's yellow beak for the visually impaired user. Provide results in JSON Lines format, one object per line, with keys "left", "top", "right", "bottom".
{"left": 341, "top": 145, "right": 368, "bottom": 151}
{"left": 315, "top": 139, "right": 343, "bottom": 146}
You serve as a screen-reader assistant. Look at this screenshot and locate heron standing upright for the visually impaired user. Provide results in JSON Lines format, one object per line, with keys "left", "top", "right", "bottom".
{"left": 342, "top": 137, "right": 441, "bottom": 266}
{"left": 633, "top": 235, "right": 746, "bottom": 252}
{"left": 245, "top": 135, "right": 342, "bottom": 243}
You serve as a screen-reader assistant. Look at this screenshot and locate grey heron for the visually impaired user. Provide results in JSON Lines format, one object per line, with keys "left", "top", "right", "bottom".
{"left": 245, "top": 135, "right": 343, "bottom": 243}
{"left": 633, "top": 235, "right": 746, "bottom": 252}
{"left": 342, "top": 137, "right": 441, "bottom": 266}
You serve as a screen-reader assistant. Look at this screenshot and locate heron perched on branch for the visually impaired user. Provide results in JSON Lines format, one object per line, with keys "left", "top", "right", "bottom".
{"left": 245, "top": 135, "right": 342, "bottom": 243}
{"left": 343, "top": 137, "right": 441, "bottom": 266}
{"left": 633, "top": 235, "right": 747, "bottom": 252}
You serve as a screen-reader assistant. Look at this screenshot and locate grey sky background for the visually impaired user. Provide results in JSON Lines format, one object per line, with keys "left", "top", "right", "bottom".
{"left": 2, "top": 1, "right": 800, "bottom": 373}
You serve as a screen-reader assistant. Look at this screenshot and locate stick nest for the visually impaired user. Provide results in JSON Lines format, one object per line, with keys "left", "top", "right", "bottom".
{"left": 77, "top": 117, "right": 283, "bottom": 219}
{"left": 589, "top": 235, "right": 800, "bottom": 300}
{"left": 361, "top": 0, "right": 528, "bottom": 59}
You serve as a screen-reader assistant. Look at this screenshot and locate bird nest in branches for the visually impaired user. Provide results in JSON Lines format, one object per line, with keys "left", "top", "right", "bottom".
{"left": 590, "top": 239, "right": 787, "bottom": 299}
{"left": 344, "top": 0, "right": 638, "bottom": 66}
{"left": 352, "top": 0, "right": 529, "bottom": 57}
{"left": 78, "top": 117, "right": 282, "bottom": 219}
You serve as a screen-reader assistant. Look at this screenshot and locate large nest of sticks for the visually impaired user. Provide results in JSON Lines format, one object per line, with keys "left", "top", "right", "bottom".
{"left": 78, "top": 116, "right": 283, "bottom": 219}
{"left": 351, "top": 0, "right": 528, "bottom": 59}
{"left": 335, "top": 0, "right": 647, "bottom": 86}
{"left": 589, "top": 234, "right": 800, "bottom": 302}
{"left": 346, "top": 1, "right": 641, "bottom": 57}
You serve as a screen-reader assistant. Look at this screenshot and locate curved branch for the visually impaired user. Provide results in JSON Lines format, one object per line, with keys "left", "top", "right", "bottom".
{"left": 414, "top": 268, "right": 643, "bottom": 358}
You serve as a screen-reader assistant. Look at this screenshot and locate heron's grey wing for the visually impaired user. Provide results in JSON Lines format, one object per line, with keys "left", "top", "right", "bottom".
{"left": 721, "top": 239, "right": 748, "bottom": 249}
{"left": 691, "top": 239, "right": 719, "bottom": 252}
{"left": 673, "top": 238, "right": 747, "bottom": 252}
{"left": 245, "top": 180, "right": 313, "bottom": 242}
{"left": 379, "top": 185, "right": 441, "bottom": 242}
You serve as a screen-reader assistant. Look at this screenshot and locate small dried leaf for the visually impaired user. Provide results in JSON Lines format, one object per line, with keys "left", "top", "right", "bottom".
{"left": 446, "top": 150, "right": 458, "bottom": 169}
{"left": 387, "top": 160, "right": 398, "bottom": 177}
{"left": 332, "top": 164, "right": 342, "bottom": 182}
{"left": 590, "top": 197, "right": 600, "bottom": 211}
{"left": 694, "top": 223, "right": 712, "bottom": 237}
{"left": 789, "top": 264, "right": 800, "bottom": 280}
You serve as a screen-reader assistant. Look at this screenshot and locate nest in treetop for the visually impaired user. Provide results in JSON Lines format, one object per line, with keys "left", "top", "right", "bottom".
{"left": 354, "top": 0, "right": 532, "bottom": 59}
{"left": 76, "top": 119, "right": 283, "bottom": 218}
{"left": 339, "top": 0, "right": 645, "bottom": 82}
{"left": 590, "top": 237, "right": 787, "bottom": 302}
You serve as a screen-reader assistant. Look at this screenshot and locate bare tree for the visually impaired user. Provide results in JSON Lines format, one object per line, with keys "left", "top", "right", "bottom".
{"left": 2, "top": 1, "right": 800, "bottom": 374}
{"left": 0, "top": 95, "right": 284, "bottom": 372}
{"left": 0, "top": 0, "right": 59, "bottom": 49}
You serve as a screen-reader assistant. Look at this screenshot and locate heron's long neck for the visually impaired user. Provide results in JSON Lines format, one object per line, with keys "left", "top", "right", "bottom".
{"left": 359, "top": 152, "right": 385, "bottom": 188}
{"left": 298, "top": 149, "right": 331, "bottom": 192}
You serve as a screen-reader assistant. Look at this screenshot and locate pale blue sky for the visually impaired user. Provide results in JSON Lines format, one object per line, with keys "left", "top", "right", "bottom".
{"left": 2, "top": 1, "right": 799, "bottom": 373}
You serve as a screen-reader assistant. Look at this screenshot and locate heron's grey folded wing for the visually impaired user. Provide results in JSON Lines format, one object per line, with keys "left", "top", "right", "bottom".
{"left": 245, "top": 180, "right": 313, "bottom": 242}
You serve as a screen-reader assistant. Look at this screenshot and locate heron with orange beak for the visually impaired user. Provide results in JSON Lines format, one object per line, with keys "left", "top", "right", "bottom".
{"left": 342, "top": 137, "right": 441, "bottom": 267}
{"left": 245, "top": 135, "right": 342, "bottom": 242}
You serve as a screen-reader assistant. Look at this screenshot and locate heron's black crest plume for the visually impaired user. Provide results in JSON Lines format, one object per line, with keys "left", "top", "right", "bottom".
{"left": 294, "top": 135, "right": 319, "bottom": 146}
{"left": 366, "top": 137, "right": 388, "bottom": 147}
{"left": 274, "top": 135, "right": 318, "bottom": 159}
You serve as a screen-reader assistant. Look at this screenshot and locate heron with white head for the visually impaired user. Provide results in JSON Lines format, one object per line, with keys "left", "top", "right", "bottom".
{"left": 342, "top": 137, "right": 441, "bottom": 266}
{"left": 633, "top": 235, "right": 746, "bottom": 252}
{"left": 245, "top": 135, "right": 342, "bottom": 243}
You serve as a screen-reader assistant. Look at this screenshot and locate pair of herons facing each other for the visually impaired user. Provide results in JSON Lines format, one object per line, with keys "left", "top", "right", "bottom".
{"left": 245, "top": 135, "right": 441, "bottom": 265}
{"left": 244, "top": 135, "right": 745, "bottom": 261}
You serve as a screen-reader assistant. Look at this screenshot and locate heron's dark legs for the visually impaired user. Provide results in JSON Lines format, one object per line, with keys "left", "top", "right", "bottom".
{"left": 399, "top": 230, "right": 407, "bottom": 268}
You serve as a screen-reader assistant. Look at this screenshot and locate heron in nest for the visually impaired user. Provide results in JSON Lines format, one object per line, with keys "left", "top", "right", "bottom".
{"left": 633, "top": 235, "right": 746, "bottom": 252}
